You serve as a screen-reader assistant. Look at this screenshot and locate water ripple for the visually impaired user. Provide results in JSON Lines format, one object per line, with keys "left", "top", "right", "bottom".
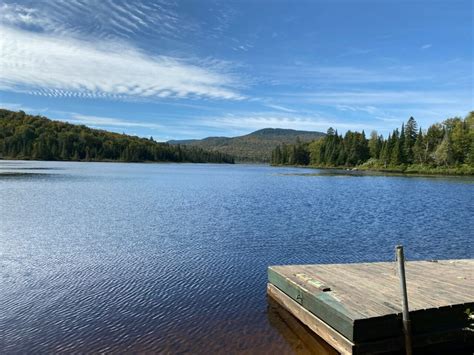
{"left": 0, "top": 161, "right": 473, "bottom": 353}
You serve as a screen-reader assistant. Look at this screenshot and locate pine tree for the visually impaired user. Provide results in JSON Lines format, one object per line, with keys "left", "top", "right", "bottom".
{"left": 413, "top": 128, "right": 424, "bottom": 164}
{"left": 404, "top": 116, "right": 418, "bottom": 163}
{"left": 380, "top": 134, "right": 391, "bottom": 167}
{"left": 399, "top": 124, "right": 406, "bottom": 164}
{"left": 272, "top": 145, "right": 282, "bottom": 164}
{"left": 390, "top": 129, "right": 402, "bottom": 166}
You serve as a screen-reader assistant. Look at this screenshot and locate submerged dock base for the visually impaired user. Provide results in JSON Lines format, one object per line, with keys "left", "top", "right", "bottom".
{"left": 267, "top": 260, "right": 474, "bottom": 354}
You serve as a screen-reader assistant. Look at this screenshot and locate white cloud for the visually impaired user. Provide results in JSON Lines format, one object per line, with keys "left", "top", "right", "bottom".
{"left": 0, "top": 101, "right": 48, "bottom": 114}
{"left": 266, "top": 65, "right": 421, "bottom": 84}
{"left": 0, "top": 25, "right": 243, "bottom": 101}
{"left": 66, "top": 114, "right": 162, "bottom": 130}
{"left": 198, "top": 113, "right": 377, "bottom": 133}
{"left": 0, "top": 3, "right": 57, "bottom": 31}
{"left": 312, "top": 66, "right": 415, "bottom": 83}
{"left": 264, "top": 104, "right": 298, "bottom": 113}
{"left": 291, "top": 90, "right": 468, "bottom": 105}
{"left": 421, "top": 44, "right": 432, "bottom": 50}
{"left": 0, "top": 0, "right": 185, "bottom": 39}
{"left": 335, "top": 105, "right": 378, "bottom": 114}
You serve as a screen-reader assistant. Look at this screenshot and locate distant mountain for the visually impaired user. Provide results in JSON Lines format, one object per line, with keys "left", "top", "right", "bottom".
{"left": 169, "top": 128, "right": 325, "bottom": 162}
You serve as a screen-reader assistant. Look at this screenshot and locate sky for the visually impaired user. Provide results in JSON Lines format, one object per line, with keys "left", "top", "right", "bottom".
{"left": 0, "top": 0, "right": 472, "bottom": 140}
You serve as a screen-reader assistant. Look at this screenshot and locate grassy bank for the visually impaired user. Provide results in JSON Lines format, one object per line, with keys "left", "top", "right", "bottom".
{"left": 272, "top": 162, "right": 474, "bottom": 176}
{"left": 357, "top": 159, "right": 474, "bottom": 176}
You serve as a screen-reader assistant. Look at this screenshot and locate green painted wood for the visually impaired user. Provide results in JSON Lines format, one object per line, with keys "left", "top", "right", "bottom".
{"left": 268, "top": 267, "right": 404, "bottom": 342}
{"left": 268, "top": 266, "right": 356, "bottom": 341}
{"left": 268, "top": 265, "right": 474, "bottom": 344}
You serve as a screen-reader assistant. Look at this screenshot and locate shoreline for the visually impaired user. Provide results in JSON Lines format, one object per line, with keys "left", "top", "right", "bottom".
{"left": 0, "top": 157, "right": 234, "bottom": 165}
{"left": 271, "top": 163, "right": 474, "bottom": 177}
{"left": 2, "top": 158, "right": 473, "bottom": 177}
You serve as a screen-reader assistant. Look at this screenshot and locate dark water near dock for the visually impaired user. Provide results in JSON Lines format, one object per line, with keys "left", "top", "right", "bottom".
{"left": 1, "top": 161, "right": 473, "bottom": 353}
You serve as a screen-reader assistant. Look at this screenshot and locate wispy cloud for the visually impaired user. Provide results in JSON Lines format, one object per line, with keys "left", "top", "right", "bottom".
{"left": 264, "top": 104, "right": 298, "bottom": 113}
{"left": 335, "top": 105, "right": 378, "bottom": 114}
{"left": 265, "top": 64, "right": 422, "bottom": 85}
{"left": 0, "top": 3, "right": 57, "bottom": 32}
{"left": 0, "top": 0, "right": 185, "bottom": 40}
{"left": 420, "top": 44, "right": 432, "bottom": 50}
{"left": 0, "top": 25, "right": 244, "bottom": 101}
{"left": 289, "top": 90, "right": 468, "bottom": 105}
{"left": 198, "top": 113, "right": 378, "bottom": 133}
{"left": 337, "top": 47, "right": 372, "bottom": 58}
{"left": 66, "top": 114, "right": 162, "bottom": 130}
{"left": 0, "top": 101, "right": 49, "bottom": 114}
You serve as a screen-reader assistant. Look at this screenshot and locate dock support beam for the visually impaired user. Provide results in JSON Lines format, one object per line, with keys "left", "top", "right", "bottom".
{"left": 396, "top": 245, "right": 413, "bottom": 355}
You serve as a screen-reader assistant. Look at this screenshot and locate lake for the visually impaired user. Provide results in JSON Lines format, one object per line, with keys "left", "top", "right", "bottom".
{"left": 1, "top": 161, "right": 473, "bottom": 353}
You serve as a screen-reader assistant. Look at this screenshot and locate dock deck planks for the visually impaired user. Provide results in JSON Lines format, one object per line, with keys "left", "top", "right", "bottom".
{"left": 268, "top": 259, "right": 474, "bottom": 353}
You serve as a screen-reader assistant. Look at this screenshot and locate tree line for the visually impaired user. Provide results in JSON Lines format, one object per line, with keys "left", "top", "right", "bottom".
{"left": 271, "top": 112, "right": 474, "bottom": 173}
{"left": 0, "top": 109, "right": 234, "bottom": 163}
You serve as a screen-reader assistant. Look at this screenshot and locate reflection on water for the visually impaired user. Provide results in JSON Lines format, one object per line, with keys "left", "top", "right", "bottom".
{"left": 1, "top": 160, "right": 473, "bottom": 353}
{"left": 0, "top": 166, "right": 56, "bottom": 170}
{"left": 0, "top": 160, "right": 58, "bottom": 178}
{"left": 279, "top": 169, "right": 474, "bottom": 182}
{"left": 267, "top": 296, "right": 337, "bottom": 355}
{"left": 0, "top": 172, "right": 56, "bottom": 178}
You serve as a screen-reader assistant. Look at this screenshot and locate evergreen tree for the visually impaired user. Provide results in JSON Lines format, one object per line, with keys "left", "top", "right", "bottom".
{"left": 413, "top": 128, "right": 424, "bottom": 164}
{"left": 390, "top": 129, "right": 402, "bottom": 166}
{"left": 399, "top": 124, "right": 406, "bottom": 164}
{"left": 368, "top": 130, "right": 381, "bottom": 159}
{"left": 0, "top": 109, "right": 234, "bottom": 164}
{"left": 272, "top": 145, "right": 282, "bottom": 164}
{"left": 269, "top": 111, "right": 473, "bottom": 171}
{"left": 404, "top": 116, "right": 417, "bottom": 163}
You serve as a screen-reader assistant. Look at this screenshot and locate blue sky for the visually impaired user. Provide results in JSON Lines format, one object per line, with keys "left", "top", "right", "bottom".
{"left": 0, "top": 0, "right": 472, "bottom": 140}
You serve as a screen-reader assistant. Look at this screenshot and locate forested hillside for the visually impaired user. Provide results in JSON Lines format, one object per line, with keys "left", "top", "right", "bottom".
{"left": 271, "top": 112, "right": 474, "bottom": 174}
{"left": 0, "top": 109, "right": 234, "bottom": 163}
{"left": 169, "top": 128, "right": 325, "bottom": 162}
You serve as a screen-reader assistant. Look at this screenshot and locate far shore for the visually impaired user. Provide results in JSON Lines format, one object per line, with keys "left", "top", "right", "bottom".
{"left": 0, "top": 157, "right": 234, "bottom": 165}
{"left": 271, "top": 163, "right": 474, "bottom": 178}
{"left": 2, "top": 158, "right": 474, "bottom": 177}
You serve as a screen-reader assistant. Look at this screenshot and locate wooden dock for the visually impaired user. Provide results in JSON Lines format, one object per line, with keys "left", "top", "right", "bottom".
{"left": 267, "top": 259, "right": 474, "bottom": 354}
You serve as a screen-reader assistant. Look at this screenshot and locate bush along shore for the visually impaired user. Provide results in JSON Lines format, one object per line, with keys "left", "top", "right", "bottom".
{"left": 271, "top": 112, "right": 474, "bottom": 176}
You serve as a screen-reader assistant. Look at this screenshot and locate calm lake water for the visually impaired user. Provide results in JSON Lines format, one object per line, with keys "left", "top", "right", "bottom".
{"left": 1, "top": 161, "right": 473, "bottom": 353}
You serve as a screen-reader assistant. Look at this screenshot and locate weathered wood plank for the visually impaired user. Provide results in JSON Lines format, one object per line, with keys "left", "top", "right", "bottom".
{"left": 268, "top": 283, "right": 474, "bottom": 355}
{"left": 268, "top": 266, "right": 360, "bottom": 341}
{"left": 267, "top": 283, "right": 355, "bottom": 355}
{"left": 267, "top": 295, "right": 339, "bottom": 355}
{"left": 268, "top": 259, "right": 474, "bottom": 346}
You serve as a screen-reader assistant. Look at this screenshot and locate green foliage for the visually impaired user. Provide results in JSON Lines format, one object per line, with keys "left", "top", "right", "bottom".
{"left": 404, "top": 116, "right": 417, "bottom": 163}
{"left": 368, "top": 131, "right": 382, "bottom": 160}
{"left": 0, "top": 109, "right": 234, "bottom": 164}
{"left": 170, "top": 128, "right": 325, "bottom": 163}
{"left": 272, "top": 139, "right": 310, "bottom": 165}
{"left": 276, "top": 127, "right": 369, "bottom": 167}
{"left": 271, "top": 113, "right": 474, "bottom": 175}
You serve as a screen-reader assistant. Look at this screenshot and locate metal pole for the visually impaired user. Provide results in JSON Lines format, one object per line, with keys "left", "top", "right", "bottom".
{"left": 396, "top": 245, "right": 412, "bottom": 355}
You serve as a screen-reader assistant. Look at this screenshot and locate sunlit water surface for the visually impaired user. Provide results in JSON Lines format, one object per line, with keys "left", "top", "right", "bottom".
{"left": 1, "top": 161, "right": 473, "bottom": 353}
